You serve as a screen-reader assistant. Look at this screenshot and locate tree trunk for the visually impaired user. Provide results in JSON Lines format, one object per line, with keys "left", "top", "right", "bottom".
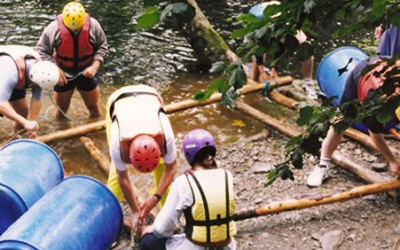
{"left": 185, "top": 0, "right": 238, "bottom": 68}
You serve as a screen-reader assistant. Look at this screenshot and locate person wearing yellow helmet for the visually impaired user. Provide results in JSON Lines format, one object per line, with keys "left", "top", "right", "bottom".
{"left": 35, "top": 1, "right": 109, "bottom": 119}
{"left": 0, "top": 45, "right": 60, "bottom": 138}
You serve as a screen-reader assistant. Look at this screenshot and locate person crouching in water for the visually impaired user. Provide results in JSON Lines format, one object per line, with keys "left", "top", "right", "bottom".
{"left": 140, "top": 128, "right": 237, "bottom": 250}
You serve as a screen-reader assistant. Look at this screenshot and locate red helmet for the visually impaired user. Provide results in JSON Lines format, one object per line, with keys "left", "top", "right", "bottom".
{"left": 129, "top": 135, "right": 161, "bottom": 173}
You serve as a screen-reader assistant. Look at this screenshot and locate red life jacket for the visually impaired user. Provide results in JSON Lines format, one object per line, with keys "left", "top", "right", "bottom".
{"left": 0, "top": 45, "right": 40, "bottom": 89}
{"left": 358, "top": 59, "right": 385, "bottom": 104}
{"left": 55, "top": 13, "right": 94, "bottom": 72}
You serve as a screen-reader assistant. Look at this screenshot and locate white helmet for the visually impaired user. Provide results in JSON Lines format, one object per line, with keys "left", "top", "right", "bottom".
{"left": 29, "top": 61, "right": 59, "bottom": 89}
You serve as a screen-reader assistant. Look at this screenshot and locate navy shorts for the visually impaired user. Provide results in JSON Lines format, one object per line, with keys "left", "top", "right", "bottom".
{"left": 54, "top": 74, "right": 99, "bottom": 92}
{"left": 9, "top": 88, "right": 26, "bottom": 101}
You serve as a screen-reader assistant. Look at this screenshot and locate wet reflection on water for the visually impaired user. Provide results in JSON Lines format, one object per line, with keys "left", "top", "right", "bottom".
{"left": 0, "top": 0, "right": 312, "bottom": 183}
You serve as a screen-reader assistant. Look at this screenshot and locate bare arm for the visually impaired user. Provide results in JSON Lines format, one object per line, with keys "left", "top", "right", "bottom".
{"left": 139, "top": 159, "right": 177, "bottom": 220}
{"left": 0, "top": 100, "right": 38, "bottom": 138}
{"left": 369, "top": 131, "right": 400, "bottom": 176}
{"left": 28, "top": 97, "right": 41, "bottom": 121}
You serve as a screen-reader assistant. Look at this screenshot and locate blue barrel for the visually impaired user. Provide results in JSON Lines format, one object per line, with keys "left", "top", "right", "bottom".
{"left": 0, "top": 139, "right": 64, "bottom": 235}
{"left": 0, "top": 175, "right": 123, "bottom": 250}
{"left": 317, "top": 46, "right": 368, "bottom": 106}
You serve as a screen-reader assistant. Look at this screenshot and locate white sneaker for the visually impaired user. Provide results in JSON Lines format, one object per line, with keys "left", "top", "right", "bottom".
{"left": 307, "top": 165, "right": 329, "bottom": 187}
{"left": 303, "top": 84, "right": 318, "bottom": 100}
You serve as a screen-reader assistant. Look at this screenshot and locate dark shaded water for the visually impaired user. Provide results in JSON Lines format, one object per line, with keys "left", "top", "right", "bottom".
{"left": 0, "top": 0, "right": 375, "bottom": 181}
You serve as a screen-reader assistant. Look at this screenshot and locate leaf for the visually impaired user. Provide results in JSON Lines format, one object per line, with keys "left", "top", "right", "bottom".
{"left": 207, "top": 77, "right": 227, "bottom": 92}
{"left": 137, "top": 8, "right": 160, "bottom": 30}
{"left": 295, "top": 42, "right": 314, "bottom": 62}
{"left": 296, "top": 106, "right": 314, "bottom": 126}
{"left": 209, "top": 62, "right": 225, "bottom": 74}
{"left": 232, "top": 119, "right": 246, "bottom": 128}
{"left": 193, "top": 90, "right": 212, "bottom": 101}
{"left": 286, "top": 135, "right": 302, "bottom": 148}
{"left": 232, "top": 68, "right": 248, "bottom": 90}
{"left": 375, "top": 109, "right": 392, "bottom": 124}
{"left": 143, "top": 0, "right": 160, "bottom": 7}
{"left": 301, "top": 133, "right": 321, "bottom": 155}
{"left": 291, "top": 152, "right": 303, "bottom": 169}
{"left": 171, "top": 2, "right": 195, "bottom": 23}
{"left": 231, "top": 26, "right": 253, "bottom": 39}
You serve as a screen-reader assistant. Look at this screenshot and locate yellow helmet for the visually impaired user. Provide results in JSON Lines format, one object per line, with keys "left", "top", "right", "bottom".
{"left": 62, "top": 2, "right": 86, "bottom": 31}
{"left": 396, "top": 107, "right": 400, "bottom": 121}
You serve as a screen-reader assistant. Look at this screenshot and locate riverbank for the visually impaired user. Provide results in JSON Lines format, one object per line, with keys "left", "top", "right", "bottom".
{"left": 113, "top": 121, "right": 400, "bottom": 250}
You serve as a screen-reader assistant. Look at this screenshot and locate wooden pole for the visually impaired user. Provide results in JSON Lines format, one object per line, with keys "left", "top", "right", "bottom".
{"left": 233, "top": 179, "right": 400, "bottom": 221}
{"left": 234, "top": 100, "right": 396, "bottom": 193}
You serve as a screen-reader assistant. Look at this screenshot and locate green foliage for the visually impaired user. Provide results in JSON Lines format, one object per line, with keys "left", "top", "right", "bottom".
{"left": 137, "top": 1, "right": 195, "bottom": 30}
{"left": 136, "top": 0, "right": 400, "bottom": 187}
{"left": 193, "top": 61, "right": 247, "bottom": 108}
{"left": 266, "top": 57, "right": 400, "bottom": 186}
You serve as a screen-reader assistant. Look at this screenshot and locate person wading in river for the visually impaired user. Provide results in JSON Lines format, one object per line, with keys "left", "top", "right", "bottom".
{"left": 0, "top": 45, "right": 60, "bottom": 139}
{"left": 248, "top": 1, "right": 317, "bottom": 99}
{"left": 307, "top": 56, "right": 400, "bottom": 187}
{"left": 140, "top": 128, "right": 237, "bottom": 250}
{"left": 106, "top": 84, "right": 177, "bottom": 234}
{"left": 35, "top": 1, "right": 109, "bottom": 119}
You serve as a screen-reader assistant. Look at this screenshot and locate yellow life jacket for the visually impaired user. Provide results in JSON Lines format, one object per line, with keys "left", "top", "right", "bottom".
{"left": 0, "top": 45, "right": 40, "bottom": 89}
{"left": 107, "top": 84, "right": 166, "bottom": 163}
{"left": 184, "top": 168, "right": 237, "bottom": 247}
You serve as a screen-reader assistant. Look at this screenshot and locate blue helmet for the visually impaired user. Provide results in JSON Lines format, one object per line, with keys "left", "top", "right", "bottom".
{"left": 182, "top": 129, "right": 216, "bottom": 167}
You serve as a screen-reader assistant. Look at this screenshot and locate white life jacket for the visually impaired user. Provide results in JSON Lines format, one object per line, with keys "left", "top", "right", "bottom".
{"left": 107, "top": 84, "right": 166, "bottom": 163}
{"left": 0, "top": 45, "right": 40, "bottom": 89}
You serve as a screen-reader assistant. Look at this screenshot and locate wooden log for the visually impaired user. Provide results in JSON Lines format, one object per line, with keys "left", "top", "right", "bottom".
{"left": 234, "top": 99, "right": 298, "bottom": 138}
{"left": 33, "top": 76, "right": 293, "bottom": 144}
{"left": 234, "top": 100, "right": 396, "bottom": 193}
{"left": 37, "top": 120, "right": 106, "bottom": 144}
{"left": 233, "top": 179, "right": 400, "bottom": 221}
{"left": 79, "top": 136, "right": 110, "bottom": 174}
{"left": 164, "top": 76, "right": 293, "bottom": 113}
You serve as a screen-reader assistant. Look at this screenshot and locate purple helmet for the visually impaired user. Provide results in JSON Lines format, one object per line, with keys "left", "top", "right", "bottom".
{"left": 182, "top": 129, "right": 216, "bottom": 166}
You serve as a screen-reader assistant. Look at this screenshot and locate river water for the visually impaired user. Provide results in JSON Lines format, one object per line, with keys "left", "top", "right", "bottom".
{"left": 0, "top": 0, "right": 374, "bottom": 182}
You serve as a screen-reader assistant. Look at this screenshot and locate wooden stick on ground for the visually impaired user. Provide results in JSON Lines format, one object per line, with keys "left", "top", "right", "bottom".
{"left": 233, "top": 179, "right": 400, "bottom": 221}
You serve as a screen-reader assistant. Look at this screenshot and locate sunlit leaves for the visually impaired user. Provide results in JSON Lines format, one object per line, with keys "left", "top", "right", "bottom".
{"left": 137, "top": 7, "right": 160, "bottom": 30}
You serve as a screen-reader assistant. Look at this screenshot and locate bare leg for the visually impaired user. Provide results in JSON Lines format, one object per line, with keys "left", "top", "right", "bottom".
{"left": 307, "top": 126, "right": 343, "bottom": 187}
{"left": 300, "top": 55, "right": 314, "bottom": 79}
{"left": 250, "top": 55, "right": 259, "bottom": 82}
{"left": 79, "top": 86, "right": 103, "bottom": 118}
{"left": 54, "top": 90, "right": 74, "bottom": 119}
{"left": 320, "top": 126, "right": 344, "bottom": 159}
